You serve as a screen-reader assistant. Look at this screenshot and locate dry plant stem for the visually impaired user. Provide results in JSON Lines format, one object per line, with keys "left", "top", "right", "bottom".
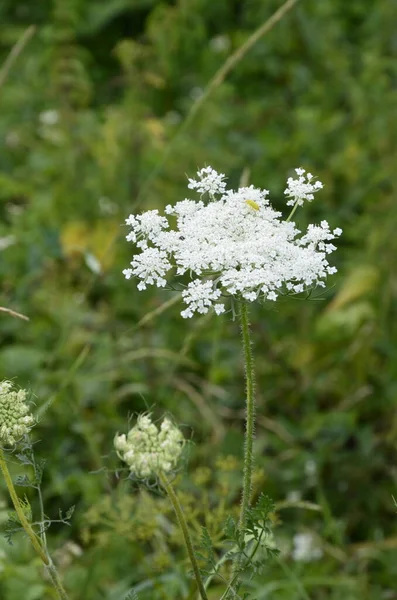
{"left": 0, "top": 306, "right": 29, "bottom": 321}
{"left": 134, "top": 0, "right": 300, "bottom": 210}
{"left": 0, "top": 25, "right": 36, "bottom": 89}
{"left": 186, "top": 0, "right": 300, "bottom": 126}
{"left": 159, "top": 472, "right": 209, "bottom": 600}
{"left": 132, "top": 294, "right": 180, "bottom": 331}
{"left": 0, "top": 449, "right": 69, "bottom": 600}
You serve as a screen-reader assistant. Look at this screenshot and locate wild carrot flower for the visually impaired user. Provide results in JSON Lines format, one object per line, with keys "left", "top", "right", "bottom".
{"left": 114, "top": 414, "right": 184, "bottom": 478}
{"left": 0, "top": 381, "right": 35, "bottom": 446}
{"left": 123, "top": 166, "right": 342, "bottom": 318}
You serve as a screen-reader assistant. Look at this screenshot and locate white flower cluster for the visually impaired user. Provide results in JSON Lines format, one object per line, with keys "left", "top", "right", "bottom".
{"left": 291, "top": 532, "right": 323, "bottom": 562}
{"left": 0, "top": 381, "right": 35, "bottom": 446}
{"left": 188, "top": 166, "right": 227, "bottom": 197}
{"left": 123, "top": 166, "right": 342, "bottom": 318}
{"left": 284, "top": 168, "right": 323, "bottom": 207}
{"left": 114, "top": 414, "right": 184, "bottom": 478}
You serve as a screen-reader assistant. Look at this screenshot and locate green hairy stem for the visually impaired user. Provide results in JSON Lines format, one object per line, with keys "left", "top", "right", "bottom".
{"left": 159, "top": 472, "right": 209, "bottom": 600}
{"left": 225, "top": 300, "right": 257, "bottom": 597}
{"left": 0, "top": 449, "right": 69, "bottom": 600}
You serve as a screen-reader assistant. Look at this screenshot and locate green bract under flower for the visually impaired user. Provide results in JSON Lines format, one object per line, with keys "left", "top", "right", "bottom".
{"left": 0, "top": 381, "right": 35, "bottom": 446}
{"left": 114, "top": 414, "right": 184, "bottom": 478}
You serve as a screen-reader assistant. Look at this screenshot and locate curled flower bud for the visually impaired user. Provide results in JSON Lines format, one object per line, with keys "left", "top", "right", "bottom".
{"left": 114, "top": 414, "right": 184, "bottom": 478}
{"left": 0, "top": 381, "right": 35, "bottom": 446}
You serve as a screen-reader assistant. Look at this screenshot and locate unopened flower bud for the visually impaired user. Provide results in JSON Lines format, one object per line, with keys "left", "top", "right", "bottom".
{"left": 114, "top": 414, "right": 184, "bottom": 478}
{"left": 0, "top": 381, "right": 35, "bottom": 446}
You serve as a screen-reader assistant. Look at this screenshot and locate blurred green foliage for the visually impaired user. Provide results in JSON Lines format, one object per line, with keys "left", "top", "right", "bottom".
{"left": 0, "top": 0, "right": 397, "bottom": 598}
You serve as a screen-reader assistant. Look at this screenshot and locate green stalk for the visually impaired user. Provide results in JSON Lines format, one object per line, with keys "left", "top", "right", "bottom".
{"left": 221, "top": 525, "right": 266, "bottom": 600}
{"left": 0, "top": 449, "right": 69, "bottom": 600}
{"left": 159, "top": 472, "right": 208, "bottom": 600}
{"left": 286, "top": 200, "right": 299, "bottom": 223}
{"left": 224, "top": 300, "right": 257, "bottom": 598}
{"left": 238, "top": 299, "right": 256, "bottom": 532}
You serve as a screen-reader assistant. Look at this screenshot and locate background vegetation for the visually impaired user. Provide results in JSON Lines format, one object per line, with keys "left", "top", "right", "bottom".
{"left": 0, "top": 0, "right": 396, "bottom": 598}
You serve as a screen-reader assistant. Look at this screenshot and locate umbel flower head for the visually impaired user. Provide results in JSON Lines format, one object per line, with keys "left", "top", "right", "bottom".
{"left": 123, "top": 167, "right": 342, "bottom": 318}
{"left": 0, "top": 381, "right": 35, "bottom": 446}
{"left": 114, "top": 414, "right": 184, "bottom": 478}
